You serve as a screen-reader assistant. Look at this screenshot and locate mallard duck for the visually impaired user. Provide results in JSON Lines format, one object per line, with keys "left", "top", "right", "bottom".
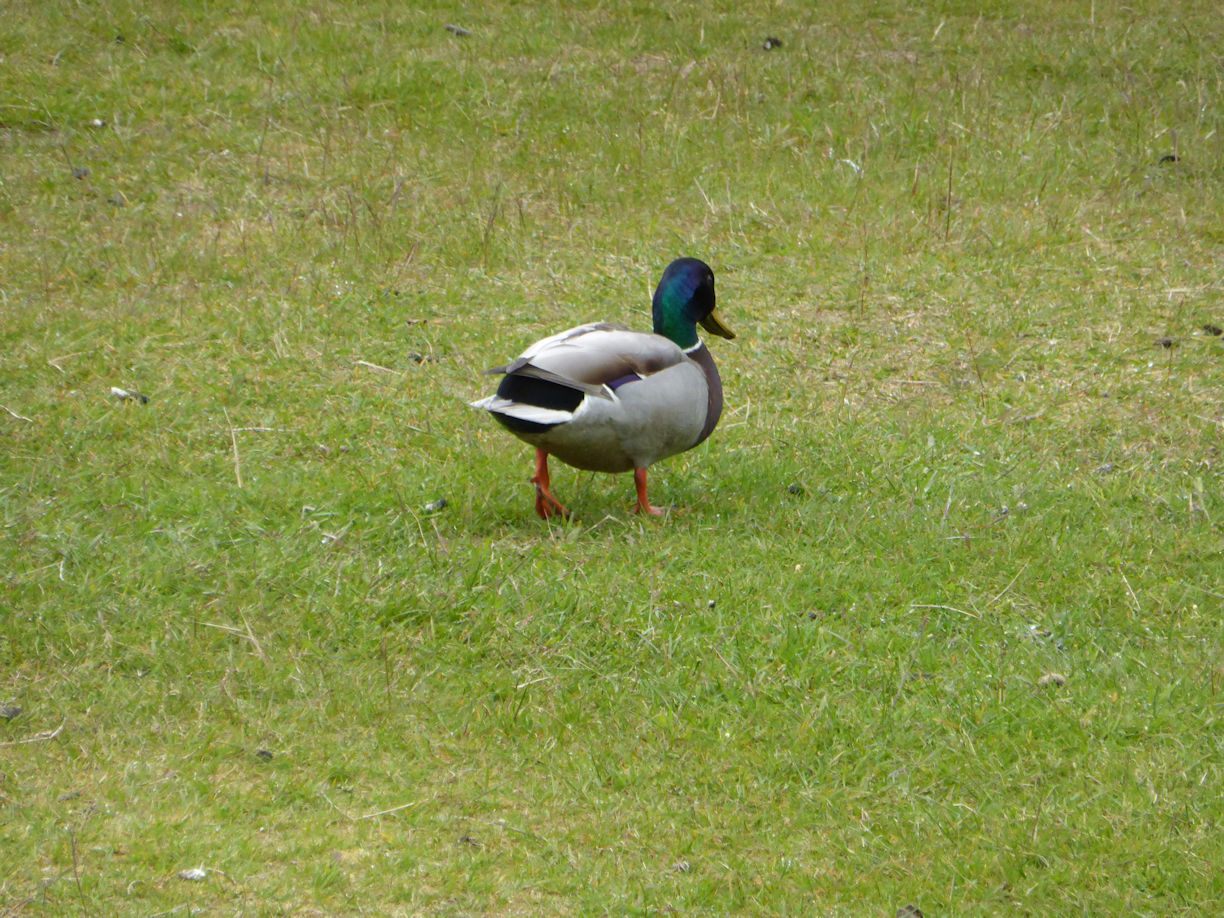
{"left": 472, "top": 257, "right": 734, "bottom": 518}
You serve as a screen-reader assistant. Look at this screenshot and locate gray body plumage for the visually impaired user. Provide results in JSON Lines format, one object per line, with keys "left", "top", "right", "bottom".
{"left": 472, "top": 322, "right": 723, "bottom": 473}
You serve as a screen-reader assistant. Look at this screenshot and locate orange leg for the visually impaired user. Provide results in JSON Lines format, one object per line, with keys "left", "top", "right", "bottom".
{"left": 531, "top": 449, "right": 570, "bottom": 520}
{"left": 633, "top": 467, "right": 665, "bottom": 517}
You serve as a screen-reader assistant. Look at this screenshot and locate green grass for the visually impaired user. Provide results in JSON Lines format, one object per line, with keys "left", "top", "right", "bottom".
{"left": 3, "top": 0, "right": 1224, "bottom": 914}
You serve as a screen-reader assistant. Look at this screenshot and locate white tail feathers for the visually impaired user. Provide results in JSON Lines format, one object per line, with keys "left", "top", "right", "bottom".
{"left": 470, "top": 396, "right": 574, "bottom": 426}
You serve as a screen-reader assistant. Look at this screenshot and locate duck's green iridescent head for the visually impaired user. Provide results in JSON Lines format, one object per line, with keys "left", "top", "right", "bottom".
{"left": 651, "top": 257, "right": 735, "bottom": 349}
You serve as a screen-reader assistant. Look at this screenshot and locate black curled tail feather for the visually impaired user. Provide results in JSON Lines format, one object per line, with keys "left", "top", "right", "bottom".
{"left": 491, "top": 373, "right": 585, "bottom": 435}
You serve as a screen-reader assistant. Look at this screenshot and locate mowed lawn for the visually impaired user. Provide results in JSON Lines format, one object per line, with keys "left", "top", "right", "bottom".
{"left": 2, "top": 0, "right": 1223, "bottom": 914}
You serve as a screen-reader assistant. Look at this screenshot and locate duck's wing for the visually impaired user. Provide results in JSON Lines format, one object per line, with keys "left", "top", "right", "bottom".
{"left": 473, "top": 323, "right": 688, "bottom": 432}
{"left": 512, "top": 324, "right": 684, "bottom": 387}
{"left": 485, "top": 324, "right": 685, "bottom": 392}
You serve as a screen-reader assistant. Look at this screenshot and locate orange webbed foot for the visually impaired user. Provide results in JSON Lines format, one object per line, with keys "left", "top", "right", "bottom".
{"left": 531, "top": 449, "right": 571, "bottom": 520}
{"left": 633, "top": 468, "right": 667, "bottom": 518}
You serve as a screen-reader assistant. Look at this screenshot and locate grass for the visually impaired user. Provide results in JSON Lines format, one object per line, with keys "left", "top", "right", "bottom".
{"left": 3, "top": 0, "right": 1224, "bottom": 913}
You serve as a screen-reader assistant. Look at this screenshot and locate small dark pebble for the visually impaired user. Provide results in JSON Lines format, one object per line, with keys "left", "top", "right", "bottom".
{"left": 444, "top": 24, "right": 472, "bottom": 37}
{"left": 114, "top": 34, "right": 125, "bottom": 43}
{"left": 107, "top": 194, "right": 127, "bottom": 207}
{"left": 0, "top": 704, "right": 22, "bottom": 721}
{"left": 1202, "top": 324, "right": 1223, "bottom": 337}
{"left": 1155, "top": 337, "right": 1176, "bottom": 349}
{"left": 255, "top": 749, "right": 274, "bottom": 761}
{"left": 406, "top": 351, "right": 431, "bottom": 363}
{"left": 1158, "top": 154, "right": 1180, "bottom": 164}
{"left": 897, "top": 906, "right": 924, "bottom": 918}
{"left": 786, "top": 483, "right": 804, "bottom": 495}
{"left": 423, "top": 498, "right": 447, "bottom": 513}
{"left": 762, "top": 37, "right": 783, "bottom": 50}
{"left": 72, "top": 166, "right": 90, "bottom": 180}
